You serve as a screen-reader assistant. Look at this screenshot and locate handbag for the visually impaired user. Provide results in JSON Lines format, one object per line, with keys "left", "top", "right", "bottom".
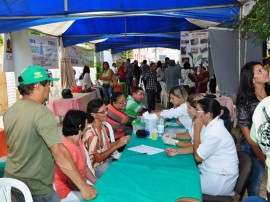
{"left": 110, "top": 72, "right": 119, "bottom": 88}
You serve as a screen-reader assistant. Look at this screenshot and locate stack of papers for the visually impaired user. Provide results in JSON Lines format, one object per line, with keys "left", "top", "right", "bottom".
{"left": 128, "top": 144, "right": 164, "bottom": 155}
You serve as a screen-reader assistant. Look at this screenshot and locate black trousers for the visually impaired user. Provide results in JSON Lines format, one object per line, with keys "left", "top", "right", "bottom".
{"left": 146, "top": 89, "right": 156, "bottom": 111}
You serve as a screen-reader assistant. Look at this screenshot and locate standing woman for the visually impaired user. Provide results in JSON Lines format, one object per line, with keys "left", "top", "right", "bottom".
{"left": 236, "top": 61, "right": 270, "bottom": 196}
{"left": 118, "top": 61, "right": 126, "bottom": 82}
{"left": 82, "top": 65, "right": 93, "bottom": 92}
{"left": 99, "top": 62, "right": 113, "bottom": 105}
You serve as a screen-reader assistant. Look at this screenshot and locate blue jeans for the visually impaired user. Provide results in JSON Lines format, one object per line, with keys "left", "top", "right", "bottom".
{"left": 242, "top": 143, "right": 265, "bottom": 196}
{"left": 243, "top": 196, "right": 267, "bottom": 202}
{"left": 12, "top": 190, "right": 60, "bottom": 202}
{"left": 126, "top": 77, "right": 133, "bottom": 95}
{"left": 95, "top": 157, "right": 112, "bottom": 178}
{"left": 102, "top": 84, "right": 113, "bottom": 105}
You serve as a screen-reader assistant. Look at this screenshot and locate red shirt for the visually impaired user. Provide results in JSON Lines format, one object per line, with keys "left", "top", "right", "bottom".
{"left": 197, "top": 71, "right": 210, "bottom": 93}
{"left": 54, "top": 139, "right": 87, "bottom": 199}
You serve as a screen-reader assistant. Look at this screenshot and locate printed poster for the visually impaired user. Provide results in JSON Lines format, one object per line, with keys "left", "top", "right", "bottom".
{"left": 30, "top": 34, "right": 58, "bottom": 69}
{"left": 2, "top": 33, "right": 14, "bottom": 72}
{"left": 180, "top": 30, "right": 208, "bottom": 67}
{"left": 67, "top": 46, "right": 94, "bottom": 67}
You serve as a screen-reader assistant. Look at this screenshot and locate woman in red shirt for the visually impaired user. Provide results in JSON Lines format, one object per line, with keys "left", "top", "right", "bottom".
{"left": 54, "top": 110, "right": 98, "bottom": 201}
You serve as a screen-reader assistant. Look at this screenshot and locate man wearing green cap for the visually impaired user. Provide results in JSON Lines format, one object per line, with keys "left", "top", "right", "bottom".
{"left": 3, "top": 66, "right": 97, "bottom": 201}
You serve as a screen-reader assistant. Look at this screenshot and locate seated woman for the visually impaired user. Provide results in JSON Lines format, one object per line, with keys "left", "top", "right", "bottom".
{"left": 54, "top": 110, "right": 98, "bottom": 202}
{"left": 106, "top": 92, "right": 135, "bottom": 143}
{"left": 155, "top": 85, "right": 193, "bottom": 132}
{"left": 193, "top": 98, "right": 238, "bottom": 196}
{"left": 82, "top": 99, "right": 130, "bottom": 178}
{"left": 164, "top": 93, "right": 204, "bottom": 151}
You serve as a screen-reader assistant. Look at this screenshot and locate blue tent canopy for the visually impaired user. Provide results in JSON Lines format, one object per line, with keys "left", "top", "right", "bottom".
{"left": 0, "top": 0, "right": 239, "bottom": 17}
{"left": 95, "top": 35, "right": 181, "bottom": 53}
{"left": 0, "top": 0, "right": 240, "bottom": 51}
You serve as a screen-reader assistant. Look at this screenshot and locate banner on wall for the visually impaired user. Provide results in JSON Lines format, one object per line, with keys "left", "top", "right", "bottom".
{"left": 180, "top": 30, "right": 208, "bottom": 67}
{"left": 67, "top": 46, "right": 94, "bottom": 67}
{"left": 30, "top": 34, "right": 58, "bottom": 69}
{"left": 2, "top": 33, "right": 15, "bottom": 72}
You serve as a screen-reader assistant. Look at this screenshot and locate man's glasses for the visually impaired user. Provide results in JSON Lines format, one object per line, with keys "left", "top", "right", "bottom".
{"left": 117, "top": 99, "right": 127, "bottom": 104}
{"left": 96, "top": 109, "right": 108, "bottom": 114}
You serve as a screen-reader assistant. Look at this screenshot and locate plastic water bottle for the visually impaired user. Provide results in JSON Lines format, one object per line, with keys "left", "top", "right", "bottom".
{"left": 157, "top": 117, "right": 165, "bottom": 137}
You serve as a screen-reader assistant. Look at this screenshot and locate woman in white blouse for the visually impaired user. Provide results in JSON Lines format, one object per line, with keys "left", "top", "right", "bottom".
{"left": 155, "top": 85, "right": 192, "bottom": 132}
{"left": 82, "top": 65, "right": 93, "bottom": 92}
{"left": 193, "top": 98, "right": 238, "bottom": 196}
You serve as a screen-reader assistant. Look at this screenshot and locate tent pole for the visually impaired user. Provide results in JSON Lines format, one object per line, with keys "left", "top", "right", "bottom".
{"left": 64, "top": 0, "right": 68, "bottom": 12}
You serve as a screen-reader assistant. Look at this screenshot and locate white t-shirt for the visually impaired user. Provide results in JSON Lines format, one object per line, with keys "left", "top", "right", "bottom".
{"left": 82, "top": 73, "right": 93, "bottom": 90}
{"left": 160, "top": 103, "right": 192, "bottom": 132}
{"left": 250, "top": 96, "right": 270, "bottom": 192}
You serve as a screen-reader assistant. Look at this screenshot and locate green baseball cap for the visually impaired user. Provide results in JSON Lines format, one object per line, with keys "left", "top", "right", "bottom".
{"left": 18, "top": 65, "right": 59, "bottom": 85}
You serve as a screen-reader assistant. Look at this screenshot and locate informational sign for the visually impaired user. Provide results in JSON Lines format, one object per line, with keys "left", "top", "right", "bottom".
{"left": 30, "top": 34, "right": 58, "bottom": 69}
{"left": 67, "top": 46, "right": 94, "bottom": 67}
{"left": 180, "top": 30, "right": 208, "bottom": 67}
{"left": 2, "top": 33, "right": 14, "bottom": 72}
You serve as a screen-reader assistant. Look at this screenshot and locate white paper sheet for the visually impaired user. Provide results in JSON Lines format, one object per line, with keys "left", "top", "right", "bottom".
{"left": 166, "top": 122, "right": 179, "bottom": 127}
{"left": 128, "top": 144, "right": 164, "bottom": 155}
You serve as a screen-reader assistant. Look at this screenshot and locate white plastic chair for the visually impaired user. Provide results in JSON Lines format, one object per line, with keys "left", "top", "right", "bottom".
{"left": 0, "top": 178, "right": 33, "bottom": 202}
{"left": 102, "top": 122, "right": 121, "bottom": 159}
{"left": 159, "top": 81, "right": 168, "bottom": 107}
{"left": 102, "top": 121, "right": 115, "bottom": 142}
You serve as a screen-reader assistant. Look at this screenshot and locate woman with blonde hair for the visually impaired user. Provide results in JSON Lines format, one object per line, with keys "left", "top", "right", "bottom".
{"left": 155, "top": 85, "right": 192, "bottom": 132}
{"left": 164, "top": 93, "right": 204, "bottom": 151}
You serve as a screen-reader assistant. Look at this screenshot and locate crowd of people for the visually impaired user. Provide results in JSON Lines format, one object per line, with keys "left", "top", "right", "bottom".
{"left": 3, "top": 58, "right": 270, "bottom": 201}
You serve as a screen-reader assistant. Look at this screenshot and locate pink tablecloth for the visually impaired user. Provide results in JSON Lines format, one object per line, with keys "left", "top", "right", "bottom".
{"left": 215, "top": 96, "right": 235, "bottom": 121}
{"left": 48, "top": 91, "right": 96, "bottom": 117}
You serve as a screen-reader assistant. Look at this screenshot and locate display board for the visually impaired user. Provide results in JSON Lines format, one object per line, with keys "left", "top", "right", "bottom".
{"left": 180, "top": 30, "right": 208, "bottom": 67}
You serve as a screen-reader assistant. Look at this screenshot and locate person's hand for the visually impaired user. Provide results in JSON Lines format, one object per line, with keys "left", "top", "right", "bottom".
{"left": 165, "top": 148, "right": 179, "bottom": 156}
{"left": 117, "top": 135, "right": 131, "bottom": 148}
{"left": 80, "top": 184, "right": 97, "bottom": 200}
{"left": 194, "top": 116, "right": 203, "bottom": 131}
{"left": 162, "top": 133, "right": 176, "bottom": 140}
{"left": 162, "top": 136, "right": 178, "bottom": 146}
{"left": 255, "top": 151, "right": 266, "bottom": 165}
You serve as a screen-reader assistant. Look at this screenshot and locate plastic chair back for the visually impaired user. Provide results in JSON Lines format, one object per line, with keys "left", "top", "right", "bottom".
{"left": 102, "top": 121, "right": 115, "bottom": 142}
{"left": 159, "top": 81, "right": 168, "bottom": 107}
{"left": 0, "top": 178, "right": 33, "bottom": 202}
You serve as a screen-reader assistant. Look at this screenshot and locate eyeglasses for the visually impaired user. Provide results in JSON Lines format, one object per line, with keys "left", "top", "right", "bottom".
{"left": 117, "top": 99, "right": 127, "bottom": 104}
{"left": 96, "top": 109, "right": 108, "bottom": 114}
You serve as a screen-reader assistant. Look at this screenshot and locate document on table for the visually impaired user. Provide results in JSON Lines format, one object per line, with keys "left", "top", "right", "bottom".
{"left": 128, "top": 144, "right": 164, "bottom": 155}
{"left": 166, "top": 122, "right": 179, "bottom": 127}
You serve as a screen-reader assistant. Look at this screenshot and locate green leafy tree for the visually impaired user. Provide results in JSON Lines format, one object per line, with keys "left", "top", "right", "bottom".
{"left": 232, "top": 0, "right": 270, "bottom": 40}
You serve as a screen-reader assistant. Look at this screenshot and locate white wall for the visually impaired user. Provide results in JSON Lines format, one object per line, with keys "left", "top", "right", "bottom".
{"left": 103, "top": 50, "right": 113, "bottom": 66}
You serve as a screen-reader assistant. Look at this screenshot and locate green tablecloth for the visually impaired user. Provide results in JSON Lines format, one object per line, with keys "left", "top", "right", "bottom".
{"left": 85, "top": 134, "right": 202, "bottom": 202}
